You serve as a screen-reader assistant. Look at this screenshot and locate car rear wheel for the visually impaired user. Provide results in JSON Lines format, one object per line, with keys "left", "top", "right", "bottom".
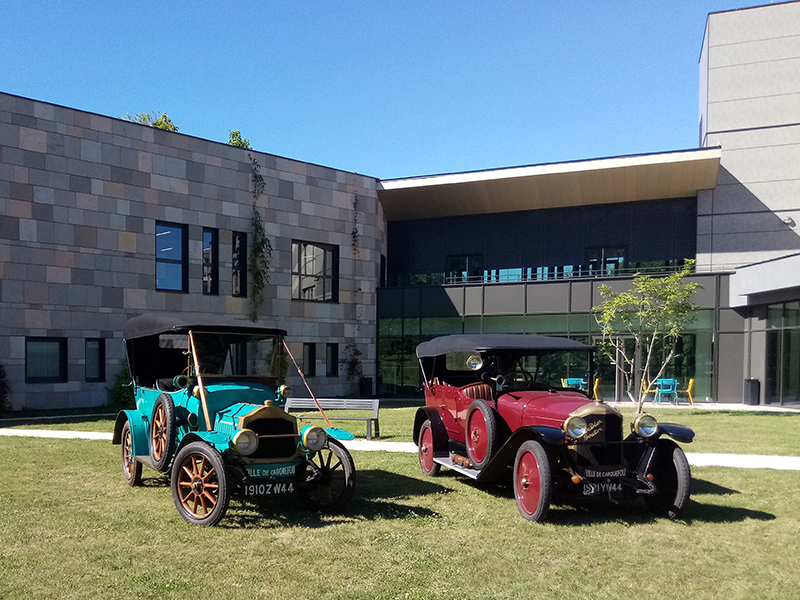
{"left": 121, "top": 420, "right": 142, "bottom": 486}
{"left": 418, "top": 420, "right": 441, "bottom": 477}
{"left": 465, "top": 400, "right": 499, "bottom": 469}
{"left": 298, "top": 439, "right": 355, "bottom": 514}
{"left": 513, "top": 440, "right": 552, "bottom": 522}
{"left": 171, "top": 441, "right": 231, "bottom": 526}
{"left": 150, "top": 394, "right": 176, "bottom": 471}
{"left": 643, "top": 439, "right": 691, "bottom": 519}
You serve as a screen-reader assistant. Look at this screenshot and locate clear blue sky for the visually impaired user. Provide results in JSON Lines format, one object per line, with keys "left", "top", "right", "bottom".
{"left": 1, "top": 1, "right": 763, "bottom": 179}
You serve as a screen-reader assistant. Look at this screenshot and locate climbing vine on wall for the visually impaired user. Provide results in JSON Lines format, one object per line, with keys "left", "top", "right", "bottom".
{"left": 248, "top": 155, "right": 273, "bottom": 322}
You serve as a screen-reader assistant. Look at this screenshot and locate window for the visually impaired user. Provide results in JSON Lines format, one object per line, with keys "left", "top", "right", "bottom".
{"left": 156, "top": 221, "right": 188, "bottom": 292}
{"left": 446, "top": 254, "right": 482, "bottom": 283}
{"left": 232, "top": 231, "right": 247, "bottom": 298}
{"left": 202, "top": 228, "right": 219, "bottom": 295}
{"left": 587, "top": 247, "right": 626, "bottom": 276}
{"left": 326, "top": 343, "right": 339, "bottom": 377}
{"left": 303, "top": 343, "right": 317, "bottom": 377}
{"left": 292, "top": 241, "right": 338, "bottom": 302}
{"left": 85, "top": 338, "right": 106, "bottom": 382}
{"left": 26, "top": 337, "right": 67, "bottom": 383}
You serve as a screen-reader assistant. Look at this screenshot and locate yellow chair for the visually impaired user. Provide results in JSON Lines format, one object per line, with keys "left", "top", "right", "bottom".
{"left": 678, "top": 378, "right": 695, "bottom": 405}
{"left": 592, "top": 378, "right": 600, "bottom": 400}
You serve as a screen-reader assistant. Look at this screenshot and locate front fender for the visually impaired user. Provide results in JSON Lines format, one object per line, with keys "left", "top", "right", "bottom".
{"left": 412, "top": 406, "right": 447, "bottom": 452}
{"left": 176, "top": 430, "right": 232, "bottom": 454}
{"left": 657, "top": 423, "right": 694, "bottom": 444}
{"left": 112, "top": 410, "right": 150, "bottom": 457}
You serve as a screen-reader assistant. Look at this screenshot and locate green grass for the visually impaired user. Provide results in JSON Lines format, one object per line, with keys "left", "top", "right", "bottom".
{"left": 3, "top": 405, "right": 800, "bottom": 456}
{"left": 1, "top": 435, "right": 799, "bottom": 599}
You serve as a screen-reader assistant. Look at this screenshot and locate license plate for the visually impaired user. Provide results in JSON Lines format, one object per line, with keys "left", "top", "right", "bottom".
{"left": 583, "top": 482, "right": 623, "bottom": 496}
{"left": 243, "top": 481, "right": 294, "bottom": 496}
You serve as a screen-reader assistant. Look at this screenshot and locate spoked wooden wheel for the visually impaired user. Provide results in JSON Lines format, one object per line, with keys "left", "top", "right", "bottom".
{"left": 418, "top": 420, "right": 441, "bottom": 476}
{"left": 121, "top": 420, "right": 142, "bottom": 486}
{"left": 298, "top": 439, "right": 355, "bottom": 514}
{"left": 465, "top": 400, "right": 498, "bottom": 469}
{"left": 150, "top": 394, "right": 176, "bottom": 471}
{"left": 170, "top": 442, "right": 230, "bottom": 526}
{"left": 513, "top": 440, "right": 552, "bottom": 522}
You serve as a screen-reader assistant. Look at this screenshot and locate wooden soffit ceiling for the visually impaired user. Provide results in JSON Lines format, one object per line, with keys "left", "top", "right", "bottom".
{"left": 378, "top": 148, "right": 721, "bottom": 221}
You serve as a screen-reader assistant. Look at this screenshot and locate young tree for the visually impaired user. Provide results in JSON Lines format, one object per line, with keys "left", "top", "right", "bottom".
{"left": 593, "top": 260, "right": 700, "bottom": 413}
{"left": 124, "top": 111, "right": 179, "bottom": 132}
{"left": 228, "top": 129, "right": 251, "bottom": 149}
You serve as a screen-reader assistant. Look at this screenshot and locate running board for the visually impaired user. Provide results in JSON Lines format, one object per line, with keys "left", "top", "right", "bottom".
{"left": 433, "top": 455, "right": 480, "bottom": 480}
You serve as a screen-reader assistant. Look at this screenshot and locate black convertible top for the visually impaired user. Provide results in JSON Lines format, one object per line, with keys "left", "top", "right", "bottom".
{"left": 416, "top": 334, "right": 592, "bottom": 358}
{"left": 123, "top": 313, "right": 287, "bottom": 340}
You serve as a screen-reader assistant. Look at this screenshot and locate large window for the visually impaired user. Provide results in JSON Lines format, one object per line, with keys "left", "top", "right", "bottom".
{"left": 26, "top": 338, "right": 68, "bottom": 383}
{"left": 232, "top": 231, "right": 247, "bottom": 298}
{"left": 202, "top": 228, "right": 219, "bottom": 295}
{"left": 85, "top": 338, "right": 106, "bottom": 382}
{"left": 446, "top": 254, "right": 483, "bottom": 283}
{"left": 292, "top": 241, "right": 338, "bottom": 302}
{"left": 326, "top": 343, "right": 339, "bottom": 377}
{"left": 156, "top": 221, "right": 188, "bottom": 292}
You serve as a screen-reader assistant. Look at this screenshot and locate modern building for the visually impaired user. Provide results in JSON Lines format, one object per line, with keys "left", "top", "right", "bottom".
{"left": 1, "top": 1, "right": 799, "bottom": 410}
{"left": 0, "top": 95, "right": 385, "bottom": 409}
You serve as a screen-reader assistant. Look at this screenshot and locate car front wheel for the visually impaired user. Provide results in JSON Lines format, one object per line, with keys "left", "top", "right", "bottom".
{"left": 171, "top": 441, "right": 231, "bottom": 526}
{"left": 513, "top": 440, "right": 552, "bottom": 522}
{"left": 298, "top": 439, "right": 356, "bottom": 514}
{"left": 643, "top": 439, "right": 691, "bottom": 519}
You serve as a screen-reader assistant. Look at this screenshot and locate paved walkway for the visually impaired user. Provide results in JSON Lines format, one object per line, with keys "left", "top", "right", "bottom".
{"left": 2, "top": 428, "right": 799, "bottom": 470}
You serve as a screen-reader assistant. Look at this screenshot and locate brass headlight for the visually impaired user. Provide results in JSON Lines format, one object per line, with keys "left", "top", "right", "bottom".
{"left": 278, "top": 384, "right": 293, "bottom": 399}
{"left": 301, "top": 426, "right": 327, "bottom": 451}
{"left": 633, "top": 414, "right": 658, "bottom": 438}
{"left": 232, "top": 428, "right": 259, "bottom": 455}
{"left": 564, "top": 416, "right": 587, "bottom": 439}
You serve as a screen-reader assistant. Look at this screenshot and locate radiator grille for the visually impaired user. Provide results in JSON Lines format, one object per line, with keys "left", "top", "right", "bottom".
{"left": 248, "top": 417, "right": 298, "bottom": 460}
{"left": 575, "top": 412, "right": 624, "bottom": 467}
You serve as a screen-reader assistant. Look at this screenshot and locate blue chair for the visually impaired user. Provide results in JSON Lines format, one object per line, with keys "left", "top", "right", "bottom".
{"left": 655, "top": 379, "right": 679, "bottom": 404}
{"left": 564, "top": 377, "right": 587, "bottom": 391}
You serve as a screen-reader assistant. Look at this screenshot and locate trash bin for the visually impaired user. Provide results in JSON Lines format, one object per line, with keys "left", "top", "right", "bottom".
{"left": 744, "top": 378, "right": 760, "bottom": 405}
{"left": 359, "top": 376, "right": 373, "bottom": 398}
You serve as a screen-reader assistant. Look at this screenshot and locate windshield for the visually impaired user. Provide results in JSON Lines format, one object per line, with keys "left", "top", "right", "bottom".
{"left": 489, "top": 350, "right": 591, "bottom": 393}
{"left": 190, "top": 332, "right": 284, "bottom": 379}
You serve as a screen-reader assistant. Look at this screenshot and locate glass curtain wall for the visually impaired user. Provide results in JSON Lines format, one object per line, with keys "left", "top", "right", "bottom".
{"left": 766, "top": 301, "right": 800, "bottom": 405}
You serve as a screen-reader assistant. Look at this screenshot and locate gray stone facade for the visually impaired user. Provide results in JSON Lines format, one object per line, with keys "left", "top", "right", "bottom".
{"left": 0, "top": 93, "right": 385, "bottom": 410}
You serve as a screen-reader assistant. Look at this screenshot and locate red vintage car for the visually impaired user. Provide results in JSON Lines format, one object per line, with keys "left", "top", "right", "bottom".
{"left": 412, "top": 334, "right": 694, "bottom": 522}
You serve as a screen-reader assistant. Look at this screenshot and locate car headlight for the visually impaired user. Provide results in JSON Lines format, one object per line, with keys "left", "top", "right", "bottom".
{"left": 232, "top": 428, "right": 259, "bottom": 455}
{"left": 301, "top": 425, "right": 327, "bottom": 451}
{"left": 633, "top": 414, "right": 658, "bottom": 437}
{"left": 278, "top": 384, "right": 292, "bottom": 399}
{"left": 564, "top": 416, "right": 587, "bottom": 439}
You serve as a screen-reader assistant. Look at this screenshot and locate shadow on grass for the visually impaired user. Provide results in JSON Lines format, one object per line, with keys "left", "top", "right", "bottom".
{"left": 137, "top": 468, "right": 452, "bottom": 529}
{"left": 692, "top": 478, "right": 740, "bottom": 495}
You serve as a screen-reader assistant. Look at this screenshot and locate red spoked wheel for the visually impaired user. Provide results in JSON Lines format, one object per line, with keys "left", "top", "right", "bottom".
{"left": 418, "top": 420, "right": 441, "bottom": 477}
{"left": 465, "top": 400, "right": 498, "bottom": 469}
{"left": 513, "top": 440, "right": 552, "bottom": 522}
{"left": 170, "top": 442, "right": 230, "bottom": 526}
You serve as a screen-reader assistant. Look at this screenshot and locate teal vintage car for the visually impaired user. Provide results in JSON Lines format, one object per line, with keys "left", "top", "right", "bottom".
{"left": 112, "top": 313, "right": 355, "bottom": 526}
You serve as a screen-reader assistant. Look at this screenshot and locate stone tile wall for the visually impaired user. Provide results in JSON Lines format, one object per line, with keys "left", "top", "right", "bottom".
{"left": 0, "top": 92, "right": 385, "bottom": 410}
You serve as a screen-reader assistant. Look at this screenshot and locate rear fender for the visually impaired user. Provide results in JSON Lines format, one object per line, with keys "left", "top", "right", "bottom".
{"left": 412, "top": 406, "right": 448, "bottom": 455}
{"left": 112, "top": 410, "right": 150, "bottom": 457}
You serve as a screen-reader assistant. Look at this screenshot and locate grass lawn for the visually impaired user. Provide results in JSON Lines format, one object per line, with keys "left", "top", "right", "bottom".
{"left": 1, "top": 435, "right": 799, "bottom": 600}
{"left": 3, "top": 404, "right": 800, "bottom": 456}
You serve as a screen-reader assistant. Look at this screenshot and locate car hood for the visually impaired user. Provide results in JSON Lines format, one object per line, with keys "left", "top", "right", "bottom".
{"left": 497, "top": 390, "right": 593, "bottom": 429}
